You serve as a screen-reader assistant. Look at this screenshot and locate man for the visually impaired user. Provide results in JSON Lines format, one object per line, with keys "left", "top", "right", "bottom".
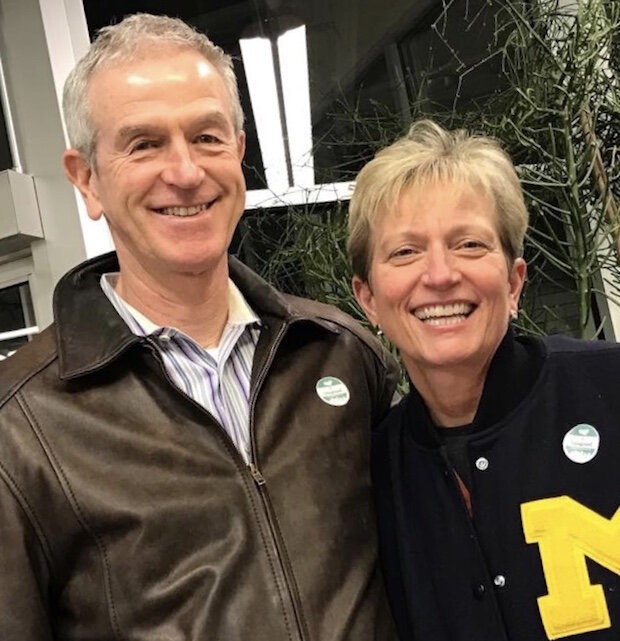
{"left": 0, "top": 13, "right": 397, "bottom": 641}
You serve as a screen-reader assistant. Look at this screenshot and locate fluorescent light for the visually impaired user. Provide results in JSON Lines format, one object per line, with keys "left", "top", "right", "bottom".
{"left": 277, "top": 25, "right": 315, "bottom": 188}
{"left": 239, "top": 37, "right": 289, "bottom": 193}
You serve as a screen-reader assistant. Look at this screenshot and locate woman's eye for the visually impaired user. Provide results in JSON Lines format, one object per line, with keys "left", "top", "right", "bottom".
{"left": 390, "top": 247, "right": 417, "bottom": 259}
{"left": 459, "top": 240, "right": 486, "bottom": 250}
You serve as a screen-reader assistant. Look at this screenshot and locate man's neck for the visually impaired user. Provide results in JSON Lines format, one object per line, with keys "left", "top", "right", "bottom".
{"left": 407, "top": 360, "right": 491, "bottom": 427}
{"left": 115, "top": 260, "right": 231, "bottom": 349}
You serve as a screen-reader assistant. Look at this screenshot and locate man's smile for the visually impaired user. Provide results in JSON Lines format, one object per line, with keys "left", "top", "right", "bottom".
{"left": 153, "top": 198, "right": 219, "bottom": 217}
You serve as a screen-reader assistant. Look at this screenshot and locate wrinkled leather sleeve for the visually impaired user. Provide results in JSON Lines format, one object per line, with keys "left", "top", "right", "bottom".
{"left": 0, "top": 475, "right": 54, "bottom": 641}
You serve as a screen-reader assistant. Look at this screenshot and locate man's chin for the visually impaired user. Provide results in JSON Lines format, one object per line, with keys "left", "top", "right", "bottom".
{"left": 168, "top": 255, "right": 229, "bottom": 278}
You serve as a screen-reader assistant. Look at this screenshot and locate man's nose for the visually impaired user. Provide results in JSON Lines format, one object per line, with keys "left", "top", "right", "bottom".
{"left": 160, "top": 141, "right": 205, "bottom": 189}
{"left": 421, "top": 246, "right": 461, "bottom": 289}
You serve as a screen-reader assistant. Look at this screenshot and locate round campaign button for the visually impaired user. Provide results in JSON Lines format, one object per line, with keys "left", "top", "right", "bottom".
{"left": 316, "top": 376, "right": 350, "bottom": 407}
{"left": 562, "top": 424, "right": 600, "bottom": 464}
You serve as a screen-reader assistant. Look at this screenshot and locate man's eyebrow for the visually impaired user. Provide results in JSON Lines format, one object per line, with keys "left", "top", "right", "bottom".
{"left": 192, "top": 110, "right": 231, "bottom": 131}
{"left": 115, "top": 124, "right": 162, "bottom": 146}
{"left": 115, "top": 112, "right": 232, "bottom": 146}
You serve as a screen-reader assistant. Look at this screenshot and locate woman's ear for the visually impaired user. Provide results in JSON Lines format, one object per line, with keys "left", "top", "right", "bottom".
{"left": 509, "top": 257, "right": 527, "bottom": 309}
{"left": 352, "top": 275, "right": 378, "bottom": 327}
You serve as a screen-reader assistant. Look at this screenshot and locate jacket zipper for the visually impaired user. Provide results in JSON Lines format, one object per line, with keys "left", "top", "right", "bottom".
{"left": 248, "top": 462, "right": 266, "bottom": 485}
{"left": 146, "top": 327, "right": 308, "bottom": 641}
{"left": 247, "top": 321, "right": 309, "bottom": 641}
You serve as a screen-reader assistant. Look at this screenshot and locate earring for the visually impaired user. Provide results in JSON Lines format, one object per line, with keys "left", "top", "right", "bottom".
{"left": 376, "top": 326, "right": 384, "bottom": 337}
{"left": 510, "top": 309, "right": 518, "bottom": 320}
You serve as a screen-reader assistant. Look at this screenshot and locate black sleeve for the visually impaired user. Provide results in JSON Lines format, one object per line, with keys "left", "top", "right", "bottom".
{"left": 372, "top": 419, "right": 417, "bottom": 641}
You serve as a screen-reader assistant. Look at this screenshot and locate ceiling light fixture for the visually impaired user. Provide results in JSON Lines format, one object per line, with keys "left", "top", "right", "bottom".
{"left": 240, "top": 24, "right": 314, "bottom": 193}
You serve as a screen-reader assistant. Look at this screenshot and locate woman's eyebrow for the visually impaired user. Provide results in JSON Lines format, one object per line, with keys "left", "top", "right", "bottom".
{"left": 450, "top": 223, "right": 495, "bottom": 237}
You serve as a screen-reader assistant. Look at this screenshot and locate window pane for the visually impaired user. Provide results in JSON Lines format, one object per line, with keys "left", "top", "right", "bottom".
{"left": 0, "top": 82, "right": 13, "bottom": 170}
{"left": 81, "top": 0, "right": 459, "bottom": 190}
{"left": 80, "top": 0, "right": 585, "bottom": 339}
{"left": 0, "top": 282, "right": 35, "bottom": 358}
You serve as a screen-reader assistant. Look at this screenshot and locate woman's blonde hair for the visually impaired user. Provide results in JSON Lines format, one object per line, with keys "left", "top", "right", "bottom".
{"left": 347, "top": 119, "right": 528, "bottom": 281}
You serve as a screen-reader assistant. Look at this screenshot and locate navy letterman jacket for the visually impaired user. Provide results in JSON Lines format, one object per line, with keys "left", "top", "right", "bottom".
{"left": 373, "top": 330, "right": 620, "bottom": 641}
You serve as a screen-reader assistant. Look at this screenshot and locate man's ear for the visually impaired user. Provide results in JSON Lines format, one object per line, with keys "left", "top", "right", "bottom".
{"left": 63, "top": 149, "right": 104, "bottom": 221}
{"left": 352, "top": 275, "right": 378, "bottom": 327}
{"left": 237, "top": 130, "right": 246, "bottom": 161}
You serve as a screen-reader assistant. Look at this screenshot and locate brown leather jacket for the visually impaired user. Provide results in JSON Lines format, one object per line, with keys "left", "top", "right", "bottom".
{"left": 0, "top": 253, "right": 398, "bottom": 641}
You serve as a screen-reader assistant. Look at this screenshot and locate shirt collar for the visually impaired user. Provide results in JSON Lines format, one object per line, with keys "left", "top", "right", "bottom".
{"left": 100, "top": 272, "right": 260, "bottom": 342}
{"left": 228, "top": 278, "right": 260, "bottom": 327}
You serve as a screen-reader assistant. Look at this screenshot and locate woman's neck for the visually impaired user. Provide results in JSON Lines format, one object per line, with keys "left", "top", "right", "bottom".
{"left": 406, "top": 361, "right": 491, "bottom": 427}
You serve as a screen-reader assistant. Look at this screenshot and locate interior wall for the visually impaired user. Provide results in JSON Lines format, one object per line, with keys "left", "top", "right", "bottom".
{"left": 0, "top": 0, "right": 104, "bottom": 329}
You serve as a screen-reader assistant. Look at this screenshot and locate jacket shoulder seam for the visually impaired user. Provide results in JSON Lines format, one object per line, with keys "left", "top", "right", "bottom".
{"left": 0, "top": 453, "right": 55, "bottom": 572}
{"left": 0, "top": 353, "right": 57, "bottom": 411}
{"left": 16, "top": 392, "right": 126, "bottom": 641}
{"left": 545, "top": 335, "right": 620, "bottom": 356}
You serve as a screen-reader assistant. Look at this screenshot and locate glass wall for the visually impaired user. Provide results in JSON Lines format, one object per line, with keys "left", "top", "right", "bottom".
{"left": 81, "top": 0, "right": 593, "bottom": 338}
{"left": 0, "top": 282, "right": 36, "bottom": 359}
{"left": 83, "top": 0, "right": 502, "bottom": 195}
{"left": 0, "top": 101, "right": 12, "bottom": 171}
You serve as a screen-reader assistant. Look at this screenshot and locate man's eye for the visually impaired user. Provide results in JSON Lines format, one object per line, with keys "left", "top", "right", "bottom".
{"left": 131, "top": 140, "right": 158, "bottom": 153}
{"left": 196, "top": 133, "right": 221, "bottom": 144}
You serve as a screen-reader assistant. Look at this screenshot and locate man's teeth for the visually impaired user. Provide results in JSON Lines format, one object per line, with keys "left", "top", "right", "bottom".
{"left": 156, "top": 202, "right": 212, "bottom": 217}
{"left": 414, "top": 303, "right": 474, "bottom": 324}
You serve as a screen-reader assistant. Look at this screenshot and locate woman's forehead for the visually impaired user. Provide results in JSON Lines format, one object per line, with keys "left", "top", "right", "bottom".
{"left": 385, "top": 178, "right": 492, "bottom": 217}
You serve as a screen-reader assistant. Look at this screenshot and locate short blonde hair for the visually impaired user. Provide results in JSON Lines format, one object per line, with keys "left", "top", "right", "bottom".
{"left": 347, "top": 120, "right": 528, "bottom": 281}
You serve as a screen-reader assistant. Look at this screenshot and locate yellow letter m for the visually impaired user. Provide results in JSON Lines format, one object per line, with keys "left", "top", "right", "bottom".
{"left": 522, "top": 496, "right": 620, "bottom": 639}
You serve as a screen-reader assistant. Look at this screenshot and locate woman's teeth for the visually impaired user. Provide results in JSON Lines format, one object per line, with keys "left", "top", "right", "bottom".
{"left": 414, "top": 303, "right": 474, "bottom": 324}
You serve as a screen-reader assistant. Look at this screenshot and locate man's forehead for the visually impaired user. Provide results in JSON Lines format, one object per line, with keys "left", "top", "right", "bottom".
{"left": 89, "top": 43, "right": 218, "bottom": 90}
{"left": 86, "top": 48, "right": 230, "bottom": 119}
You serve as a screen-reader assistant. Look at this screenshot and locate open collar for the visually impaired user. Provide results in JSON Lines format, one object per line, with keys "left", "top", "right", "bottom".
{"left": 54, "top": 252, "right": 319, "bottom": 380}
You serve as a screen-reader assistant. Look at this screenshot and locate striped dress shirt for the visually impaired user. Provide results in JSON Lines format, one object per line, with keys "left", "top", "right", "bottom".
{"left": 101, "top": 274, "right": 261, "bottom": 463}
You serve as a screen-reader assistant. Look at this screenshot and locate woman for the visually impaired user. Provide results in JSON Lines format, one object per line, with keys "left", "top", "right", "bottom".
{"left": 348, "top": 120, "right": 620, "bottom": 641}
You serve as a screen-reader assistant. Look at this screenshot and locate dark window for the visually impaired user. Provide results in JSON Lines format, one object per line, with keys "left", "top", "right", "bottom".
{"left": 0, "top": 91, "right": 13, "bottom": 170}
{"left": 0, "top": 282, "right": 35, "bottom": 358}
{"left": 82, "top": 0, "right": 441, "bottom": 189}
{"left": 80, "top": 0, "right": 588, "bottom": 339}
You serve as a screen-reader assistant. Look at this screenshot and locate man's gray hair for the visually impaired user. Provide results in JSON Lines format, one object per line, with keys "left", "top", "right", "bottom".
{"left": 62, "top": 13, "right": 244, "bottom": 167}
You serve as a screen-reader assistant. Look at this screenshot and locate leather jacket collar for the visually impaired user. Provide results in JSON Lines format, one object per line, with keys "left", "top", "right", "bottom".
{"left": 54, "top": 252, "right": 337, "bottom": 381}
